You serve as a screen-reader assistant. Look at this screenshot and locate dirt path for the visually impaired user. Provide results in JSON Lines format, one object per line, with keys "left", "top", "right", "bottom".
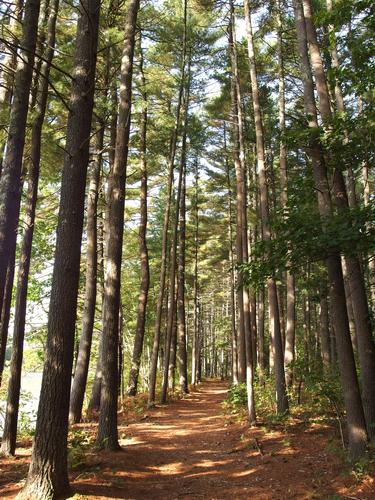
{"left": 73, "top": 381, "right": 374, "bottom": 499}
{"left": 1, "top": 380, "right": 374, "bottom": 499}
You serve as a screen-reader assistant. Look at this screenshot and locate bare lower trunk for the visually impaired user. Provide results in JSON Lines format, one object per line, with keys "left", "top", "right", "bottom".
{"left": 319, "top": 295, "right": 331, "bottom": 369}
{"left": 127, "top": 47, "right": 150, "bottom": 397}
{"left": 69, "top": 127, "right": 102, "bottom": 422}
{"left": 1, "top": 0, "right": 59, "bottom": 455}
{"left": 303, "top": 0, "right": 375, "bottom": 440}
{"left": 0, "top": 241, "right": 16, "bottom": 386}
{"left": 293, "top": 0, "right": 367, "bottom": 459}
{"left": 97, "top": 0, "right": 139, "bottom": 450}
{"left": 177, "top": 162, "right": 188, "bottom": 393}
{"left": 244, "top": 0, "right": 288, "bottom": 413}
{"left": 191, "top": 162, "right": 199, "bottom": 385}
{"left": 148, "top": 11, "right": 187, "bottom": 404}
{"left": 19, "top": 2, "right": 100, "bottom": 497}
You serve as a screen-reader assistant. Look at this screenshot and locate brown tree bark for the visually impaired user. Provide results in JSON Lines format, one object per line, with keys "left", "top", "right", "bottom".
{"left": 127, "top": 45, "right": 150, "bottom": 397}
{"left": 160, "top": 126, "right": 185, "bottom": 403}
{"left": 0, "top": 0, "right": 59, "bottom": 456}
{"left": 319, "top": 294, "right": 331, "bottom": 369}
{"left": 224, "top": 123, "right": 238, "bottom": 384}
{"left": 69, "top": 126, "right": 103, "bottom": 423}
{"left": 229, "top": 1, "right": 256, "bottom": 421}
{"left": 19, "top": 1, "right": 100, "bottom": 496}
{"left": 147, "top": 8, "right": 187, "bottom": 404}
{"left": 96, "top": 0, "right": 140, "bottom": 450}
{"left": 191, "top": 160, "right": 199, "bottom": 385}
{"left": 0, "top": 242, "right": 16, "bottom": 386}
{"left": 0, "top": 0, "right": 40, "bottom": 311}
{"left": 302, "top": 0, "right": 375, "bottom": 440}
{"left": 293, "top": 0, "right": 367, "bottom": 459}
{"left": 177, "top": 154, "right": 188, "bottom": 394}
{"left": 276, "top": 0, "right": 296, "bottom": 388}
{"left": 244, "top": 0, "right": 288, "bottom": 414}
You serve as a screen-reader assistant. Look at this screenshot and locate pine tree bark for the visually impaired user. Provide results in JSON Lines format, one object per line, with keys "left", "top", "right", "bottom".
{"left": 293, "top": 0, "right": 367, "bottom": 459}
{"left": 228, "top": 9, "right": 246, "bottom": 386}
{"left": 19, "top": 1, "right": 100, "bottom": 496}
{"left": 149, "top": 0, "right": 188, "bottom": 406}
{"left": 1, "top": 0, "right": 59, "bottom": 456}
{"left": 69, "top": 126, "right": 103, "bottom": 423}
{"left": 191, "top": 161, "right": 199, "bottom": 385}
{"left": 177, "top": 159, "right": 188, "bottom": 393}
{"left": 244, "top": 0, "right": 288, "bottom": 413}
{"left": 229, "top": 1, "right": 256, "bottom": 421}
{"left": 0, "top": 243, "right": 16, "bottom": 386}
{"left": 97, "top": 0, "right": 140, "bottom": 450}
{"left": 0, "top": 0, "right": 24, "bottom": 175}
{"left": 276, "top": 0, "right": 296, "bottom": 388}
{"left": 160, "top": 126, "right": 185, "bottom": 403}
{"left": 224, "top": 124, "right": 238, "bottom": 384}
{"left": 302, "top": 0, "right": 375, "bottom": 440}
{"left": 127, "top": 46, "right": 150, "bottom": 397}
{"left": 0, "top": 0, "right": 41, "bottom": 310}
{"left": 319, "top": 294, "right": 331, "bottom": 369}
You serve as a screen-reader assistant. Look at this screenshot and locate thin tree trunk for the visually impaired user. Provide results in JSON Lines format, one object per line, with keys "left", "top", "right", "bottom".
{"left": 19, "top": 2, "right": 100, "bottom": 496}
{"left": 320, "top": 294, "right": 331, "bottom": 370}
{"left": 0, "top": 0, "right": 59, "bottom": 456}
{"left": 224, "top": 124, "right": 238, "bottom": 384}
{"left": 276, "top": 0, "right": 296, "bottom": 388}
{"left": 160, "top": 133, "right": 185, "bottom": 404}
{"left": 97, "top": 0, "right": 140, "bottom": 450}
{"left": 177, "top": 159, "right": 188, "bottom": 393}
{"left": 127, "top": 45, "right": 150, "bottom": 397}
{"left": 293, "top": 0, "right": 367, "bottom": 459}
{"left": 228, "top": 9, "right": 246, "bottom": 386}
{"left": 0, "top": 0, "right": 41, "bottom": 310}
{"left": 302, "top": 0, "right": 375, "bottom": 441}
{"left": 191, "top": 162, "right": 199, "bottom": 385}
{"left": 147, "top": 6, "right": 187, "bottom": 405}
{"left": 244, "top": 0, "right": 288, "bottom": 414}
{"left": 229, "top": 1, "right": 255, "bottom": 421}
{"left": 0, "top": 244, "right": 16, "bottom": 386}
{"left": 69, "top": 126, "right": 103, "bottom": 422}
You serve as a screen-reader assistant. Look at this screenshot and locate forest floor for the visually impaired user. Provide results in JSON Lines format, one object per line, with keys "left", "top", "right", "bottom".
{"left": 1, "top": 380, "right": 375, "bottom": 499}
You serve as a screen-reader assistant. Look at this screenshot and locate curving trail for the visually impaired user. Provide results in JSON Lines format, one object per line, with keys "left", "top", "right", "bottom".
{"left": 1, "top": 380, "right": 373, "bottom": 499}
{"left": 72, "top": 380, "right": 371, "bottom": 499}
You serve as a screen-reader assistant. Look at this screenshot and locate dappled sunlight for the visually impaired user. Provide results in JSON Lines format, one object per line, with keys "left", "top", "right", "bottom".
{"left": 1, "top": 382, "right": 373, "bottom": 499}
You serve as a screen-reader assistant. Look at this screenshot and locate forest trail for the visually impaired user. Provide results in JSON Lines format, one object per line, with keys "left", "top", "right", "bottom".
{"left": 73, "top": 380, "right": 375, "bottom": 499}
{"left": 1, "top": 380, "right": 374, "bottom": 499}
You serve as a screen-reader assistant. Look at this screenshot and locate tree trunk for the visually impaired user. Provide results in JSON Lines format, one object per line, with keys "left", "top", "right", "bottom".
{"left": 302, "top": 0, "right": 375, "bottom": 441}
{"left": 0, "top": 242, "right": 17, "bottom": 386}
{"left": 319, "top": 294, "right": 331, "bottom": 369}
{"left": 0, "top": 0, "right": 41, "bottom": 311}
{"left": 224, "top": 124, "right": 238, "bottom": 384}
{"left": 293, "top": 0, "right": 367, "bottom": 459}
{"left": 244, "top": 0, "right": 288, "bottom": 414}
{"left": 127, "top": 45, "right": 150, "bottom": 397}
{"left": 19, "top": 1, "right": 100, "bottom": 497}
{"left": 191, "top": 161, "right": 199, "bottom": 385}
{"left": 177, "top": 159, "right": 188, "bottom": 393}
{"left": 147, "top": 4, "right": 187, "bottom": 404}
{"left": 69, "top": 126, "right": 103, "bottom": 423}
{"left": 96, "top": 0, "right": 139, "bottom": 450}
{"left": 276, "top": 0, "right": 296, "bottom": 388}
{"left": 0, "top": 0, "right": 59, "bottom": 456}
{"left": 229, "top": 1, "right": 256, "bottom": 421}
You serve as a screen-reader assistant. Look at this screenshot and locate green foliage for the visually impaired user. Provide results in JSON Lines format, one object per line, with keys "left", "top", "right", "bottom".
{"left": 227, "top": 383, "right": 248, "bottom": 408}
{"left": 241, "top": 204, "right": 375, "bottom": 289}
{"left": 68, "top": 429, "right": 95, "bottom": 470}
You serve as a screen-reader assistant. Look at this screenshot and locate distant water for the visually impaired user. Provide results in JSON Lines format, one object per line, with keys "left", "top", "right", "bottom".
{"left": 0, "top": 371, "right": 43, "bottom": 433}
